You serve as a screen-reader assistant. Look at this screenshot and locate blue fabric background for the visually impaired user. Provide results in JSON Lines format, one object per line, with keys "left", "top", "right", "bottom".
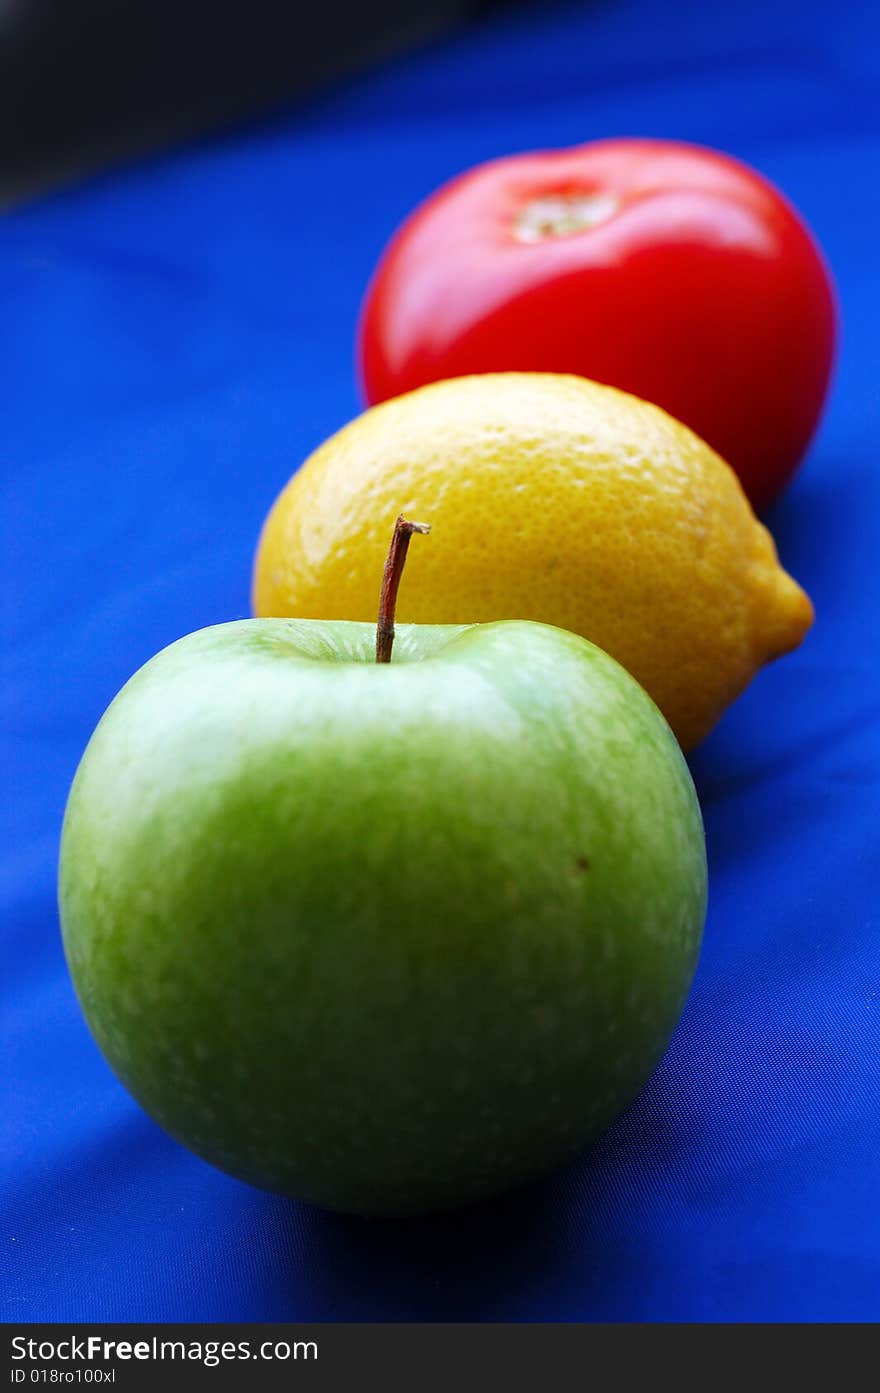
{"left": 2, "top": 0, "right": 878, "bottom": 1323}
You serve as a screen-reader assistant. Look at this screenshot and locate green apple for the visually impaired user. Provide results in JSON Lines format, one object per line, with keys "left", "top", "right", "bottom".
{"left": 59, "top": 614, "right": 706, "bottom": 1215}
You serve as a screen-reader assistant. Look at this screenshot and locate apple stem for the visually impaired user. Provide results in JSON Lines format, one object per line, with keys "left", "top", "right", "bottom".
{"left": 376, "top": 514, "right": 431, "bottom": 663}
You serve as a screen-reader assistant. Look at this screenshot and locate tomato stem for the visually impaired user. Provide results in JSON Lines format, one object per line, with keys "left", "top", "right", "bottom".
{"left": 376, "top": 515, "right": 430, "bottom": 663}
{"left": 514, "top": 191, "right": 619, "bottom": 242}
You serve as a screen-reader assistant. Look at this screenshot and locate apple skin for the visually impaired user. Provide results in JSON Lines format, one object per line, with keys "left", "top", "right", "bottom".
{"left": 59, "top": 618, "right": 706, "bottom": 1215}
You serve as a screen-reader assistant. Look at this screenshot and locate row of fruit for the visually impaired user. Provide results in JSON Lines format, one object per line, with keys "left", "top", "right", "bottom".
{"left": 59, "top": 138, "right": 834, "bottom": 1214}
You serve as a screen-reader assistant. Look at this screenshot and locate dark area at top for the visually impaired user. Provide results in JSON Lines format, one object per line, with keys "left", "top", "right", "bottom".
{"left": 0, "top": 0, "right": 509, "bottom": 206}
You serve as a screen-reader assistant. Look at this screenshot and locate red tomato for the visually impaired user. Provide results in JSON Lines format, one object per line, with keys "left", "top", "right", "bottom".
{"left": 358, "top": 138, "right": 837, "bottom": 512}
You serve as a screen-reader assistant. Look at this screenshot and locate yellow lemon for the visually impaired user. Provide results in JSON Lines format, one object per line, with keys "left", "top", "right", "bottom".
{"left": 253, "top": 373, "right": 812, "bottom": 749}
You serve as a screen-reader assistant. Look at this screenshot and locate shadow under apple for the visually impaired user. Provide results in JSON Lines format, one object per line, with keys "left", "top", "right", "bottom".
{"left": 247, "top": 1044, "right": 708, "bottom": 1321}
